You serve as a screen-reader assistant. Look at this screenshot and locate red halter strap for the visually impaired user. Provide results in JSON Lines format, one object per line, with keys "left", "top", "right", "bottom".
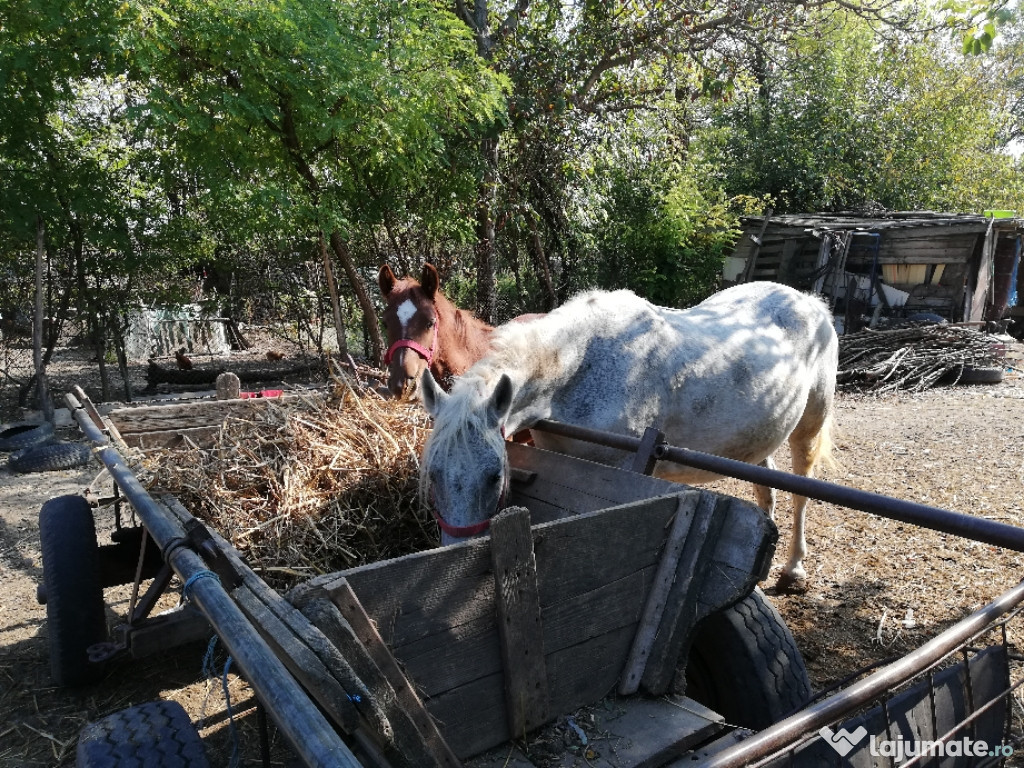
{"left": 383, "top": 317, "right": 439, "bottom": 367}
{"left": 432, "top": 426, "right": 510, "bottom": 539}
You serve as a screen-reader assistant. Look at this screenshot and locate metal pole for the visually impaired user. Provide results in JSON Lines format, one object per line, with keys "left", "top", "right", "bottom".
{"left": 531, "top": 419, "right": 1024, "bottom": 552}
{"left": 66, "top": 392, "right": 363, "bottom": 768}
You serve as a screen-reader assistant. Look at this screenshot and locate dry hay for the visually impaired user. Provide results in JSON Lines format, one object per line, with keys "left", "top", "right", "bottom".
{"left": 147, "top": 377, "right": 436, "bottom": 591}
{"left": 838, "top": 325, "right": 1006, "bottom": 393}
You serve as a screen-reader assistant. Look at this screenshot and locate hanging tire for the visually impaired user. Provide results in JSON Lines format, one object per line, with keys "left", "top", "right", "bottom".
{"left": 10, "top": 442, "right": 92, "bottom": 473}
{"left": 39, "top": 495, "right": 107, "bottom": 687}
{"left": 0, "top": 421, "right": 54, "bottom": 451}
{"left": 683, "top": 587, "right": 811, "bottom": 729}
{"left": 76, "top": 700, "right": 210, "bottom": 768}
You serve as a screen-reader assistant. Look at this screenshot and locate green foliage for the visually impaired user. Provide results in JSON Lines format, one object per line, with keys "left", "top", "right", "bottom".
{"left": 711, "top": 9, "right": 1023, "bottom": 214}
{"left": 584, "top": 157, "right": 756, "bottom": 308}
{"left": 127, "top": 0, "right": 507, "bottom": 245}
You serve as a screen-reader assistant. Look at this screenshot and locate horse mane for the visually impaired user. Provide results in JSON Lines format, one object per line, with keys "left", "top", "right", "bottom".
{"left": 462, "top": 288, "right": 637, "bottom": 387}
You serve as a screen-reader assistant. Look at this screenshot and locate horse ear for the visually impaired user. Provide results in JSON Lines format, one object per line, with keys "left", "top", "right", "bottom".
{"left": 378, "top": 264, "right": 397, "bottom": 296}
{"left": 420, "top": 369, "right": 448, "bottom": 416}
{"left": 488, "top": 374, "right": 514, "bottom": 426}
{"left": 421, "top": 263, "right": 439, "bottom": 300}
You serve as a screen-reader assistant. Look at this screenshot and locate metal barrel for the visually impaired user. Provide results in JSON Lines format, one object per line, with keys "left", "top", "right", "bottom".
{"left": 66, "top": 391, "right": 363, "bottom": 768}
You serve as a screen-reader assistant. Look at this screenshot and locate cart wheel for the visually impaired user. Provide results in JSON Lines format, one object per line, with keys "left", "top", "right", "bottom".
{"left": 76, "top": 700, "right": 210, "bottom": 767}
{"left": 682, "top": 587, "right": 811, "bottom": 729}
{"left": 39, "top": 495, "right": 107, "bottom": 687}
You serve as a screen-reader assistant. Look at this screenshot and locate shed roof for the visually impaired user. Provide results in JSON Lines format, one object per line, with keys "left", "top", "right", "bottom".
{"left": 739, "top": 211, "right": 1021, "bottom": 235}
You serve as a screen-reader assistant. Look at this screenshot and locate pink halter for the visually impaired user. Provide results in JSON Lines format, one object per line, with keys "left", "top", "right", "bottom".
{"left": 383, "top": 317, "right": 439, "bottom": 367}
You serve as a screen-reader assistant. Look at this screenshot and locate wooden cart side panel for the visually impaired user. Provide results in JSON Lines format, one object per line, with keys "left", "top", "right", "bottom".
{"left": 293, "top": 489, "right": 775, "bottom": 760}
{"left": 505, "top": 441, "right": 682, "bottom": 523}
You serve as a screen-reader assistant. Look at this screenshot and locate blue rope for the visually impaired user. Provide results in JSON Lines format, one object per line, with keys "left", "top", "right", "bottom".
{"left": 201, "top": 635, "right": 219, "bottom": 679}
{"left": 222, "top": 655, "right": 240, "bottom": 768}
{"left": 182, "top": 569, "right": 220, "bottom": 602}
{"left": 201, "top": 635, "right": 240, "bottom": 767}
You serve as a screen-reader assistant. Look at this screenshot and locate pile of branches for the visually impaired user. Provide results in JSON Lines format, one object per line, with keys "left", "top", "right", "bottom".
{"left": 838, "top": 324, "right": 1005, "bottom": 393}
{"left": 148, "top": 377, "right": 435, "bottom": 591}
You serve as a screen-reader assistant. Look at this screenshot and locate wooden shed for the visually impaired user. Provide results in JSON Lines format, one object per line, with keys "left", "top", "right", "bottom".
{"left": 725, "top": 211, "right": 1023, "bottom": 329}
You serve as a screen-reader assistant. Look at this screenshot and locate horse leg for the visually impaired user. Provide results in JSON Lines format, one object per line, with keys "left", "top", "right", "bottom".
{"left": 775, "top": 412, "right": 833, "bottom": 593}
{"left": 753, "top": 456, "right": 777, "bottom": 519}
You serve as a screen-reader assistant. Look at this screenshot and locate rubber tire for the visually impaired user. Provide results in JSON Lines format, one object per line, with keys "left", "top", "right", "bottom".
{"left": 39, "top": 495, "right": 107, "bottom": 687}
{"left": 683, "top": 587, "right": 812, "bottom": 729}
{"left": 957, "top": 365, "right": 1004, "bottom": 385}
{"left": 10, "top": 442, "right": 92, "bottom": 473}
{"left": 0, "top": 420, "right": 54, "bottom": 451}
{"left": 11, "top": 441, "right": 92, "bottom": 473}
{"left": 76, "top": 700, "right": 210, "bottom": 768}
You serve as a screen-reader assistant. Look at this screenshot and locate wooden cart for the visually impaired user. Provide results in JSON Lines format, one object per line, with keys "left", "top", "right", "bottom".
{"left": 46, "top": 387, "right": 1024, "bottom": 767}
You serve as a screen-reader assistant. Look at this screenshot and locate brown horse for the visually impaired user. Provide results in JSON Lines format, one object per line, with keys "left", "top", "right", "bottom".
{"left": 378, "top": 263, "right": 495, "bottom": 397}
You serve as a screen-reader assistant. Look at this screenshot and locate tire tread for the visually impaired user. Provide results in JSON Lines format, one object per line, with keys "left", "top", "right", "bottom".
{"left": 76, "top": 700, "right": 210, "bottom": 767}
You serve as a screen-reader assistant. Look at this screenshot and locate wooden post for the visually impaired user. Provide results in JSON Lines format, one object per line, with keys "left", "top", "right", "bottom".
{"left": 327, "top": 580, "right": 463, "bottom": 768}
{"left": 630, "top": 426, "right": 665, "bottom": 476}
{"left": 640, "top": 492, "right": 730, "bottom": 695}
{"left": 490, "top": 506, "right": 550, "bottom": 739}
{"left": 619, "top": 495, "right": 695, "bottom": 695}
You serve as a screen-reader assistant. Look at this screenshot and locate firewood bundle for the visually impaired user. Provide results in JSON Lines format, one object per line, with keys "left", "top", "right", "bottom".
{"left": 838, "top": 325, "right": 1005, "bottom": 393}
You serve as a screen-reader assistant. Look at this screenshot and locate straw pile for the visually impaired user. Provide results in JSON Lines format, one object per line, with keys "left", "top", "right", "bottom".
{"left": 148, "top": 377, "right": 437, "bottom": 591}
{"left": 837, "top": 325, "right": 1005, "bottom": 393}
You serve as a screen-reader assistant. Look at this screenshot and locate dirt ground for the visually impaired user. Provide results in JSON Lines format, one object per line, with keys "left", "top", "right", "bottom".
{"left": 2, "top": 344, "right": 1024, "bottom": 766}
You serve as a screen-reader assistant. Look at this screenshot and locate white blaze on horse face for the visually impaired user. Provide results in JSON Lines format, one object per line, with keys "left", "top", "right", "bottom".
{"left": 396, "top": 299, "right": 418, "bottom": 333}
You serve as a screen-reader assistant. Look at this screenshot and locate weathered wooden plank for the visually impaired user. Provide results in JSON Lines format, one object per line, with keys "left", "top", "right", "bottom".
{"left": 126, "top": 604, "right": 212, "bottom": 658}
{"left": 490, "top": 507, "right": 550, "bottom": 738}
{"left": 303, "top": 597, "right": 457, "bottom": 768}
{"left": 328, "top": 579, "right": 464, "bottom": 768}
{"left": 108, "top": 393, "right": 308, "bottom": 433}
{"left": 466, "top": 696, "right": 723, "bottom": 768}
{"left": 299, "top": 544, "right": 496, "bottom": 649}
{"left": 619, "top": 499, "right": 697, "bottom": 695}
{"left": 121, "top": 425, "right": 221, "bottom": 449}
{"left": 532, "top": 494, "right": 686, "bottom": 605}
{"left": 426, "top": 672, "right": 510, "bottom": 758}
{"left": 506, "top": 442, "right": 680, "bottom": 516}
{"left": 586, "top": 696, "right": 722, "bottom": 768}
{"left": 234, "top": 583, "right": 362, "bottom": 735}
{"left": 545, "top": 624, "right": 637, "bottom": 717}
{"left": 641, "top": 492, "right": 731, "bottom": 695}
{"left": 395, "top": 568, "right": 651, "bottom": 698}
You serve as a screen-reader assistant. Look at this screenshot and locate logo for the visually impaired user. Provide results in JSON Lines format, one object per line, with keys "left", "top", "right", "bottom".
{"left": 818, "top": 727, "right": 1015, "bottom": 763}
{"left": 819, "top": 726, "right": 868, "bottom": 757}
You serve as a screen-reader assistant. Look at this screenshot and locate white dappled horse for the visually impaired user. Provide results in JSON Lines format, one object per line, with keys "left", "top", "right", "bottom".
{"left": 420, "top": 281, "right": 838, "bottom": 590}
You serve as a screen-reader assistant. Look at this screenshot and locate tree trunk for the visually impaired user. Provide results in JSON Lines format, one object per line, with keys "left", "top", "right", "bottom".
{"left": 328, "top": 230, "right": 384, "bottom": 363}
{"left": 474, "top": 136, "right": 500, "bottom": 323}
{"left": 33, "top": 218, "right": 53, "bottom": 422}
{"left": 527, "top": 219, "right": 557, "bottom": 311}
{"left": 319, "top": 230, "right": 348, "bottom": 358}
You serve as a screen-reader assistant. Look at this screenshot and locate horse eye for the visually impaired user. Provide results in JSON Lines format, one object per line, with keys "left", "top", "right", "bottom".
{"left": 489, "top": 471, "right": 502, "bottom": 486}
{"left": 427, "top": 318, "right": 437, "bottom": 328}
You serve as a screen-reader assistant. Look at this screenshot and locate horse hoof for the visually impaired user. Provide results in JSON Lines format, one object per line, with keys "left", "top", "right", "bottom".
{"left": 773, "top": 572, "right": 809, "bottom": 594}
